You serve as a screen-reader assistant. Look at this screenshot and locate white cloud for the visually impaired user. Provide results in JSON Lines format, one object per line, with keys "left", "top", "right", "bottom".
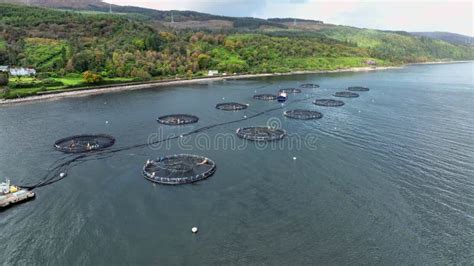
{"left": 105, "top": 0, "right": 473, "bottom": 36}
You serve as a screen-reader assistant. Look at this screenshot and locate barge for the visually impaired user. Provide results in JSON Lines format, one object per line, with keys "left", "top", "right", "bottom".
{"left": 0, "top": 178, "right": 35, "bottom": 209}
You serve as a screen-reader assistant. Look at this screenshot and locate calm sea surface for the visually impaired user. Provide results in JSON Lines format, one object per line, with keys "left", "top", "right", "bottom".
{"left": 0, "top": 63, "right": 473, "bottom": 264}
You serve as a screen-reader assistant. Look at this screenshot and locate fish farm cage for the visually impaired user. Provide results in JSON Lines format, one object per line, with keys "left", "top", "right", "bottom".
{"left": 54, "top": 134, "right": 116, "bottom": 153}
{"left": 215, "top": 102, "right": 248, "bottom": 111}
{"left": 142, "top": 154, "right": 216, "bottom": 185}
{"left": 334, "top": 91, "right": 360, "bottom": 98}
{"left": 157, "top": 114, "right": 199, "bottom": 125}
{"left": 236, "top": 126, "right": 287, "bottom": 141}
{"left": 348, "top": 86, "right": 370, "bottom": 92}
{"left": 300, "top": 83, "right": 320, "bottom": 88}
{"left": 253, "top": 94, "right": 278, "bottom": 101}
{"left": 284, "top": 109, "right": 323, "bottom": 120}
{"left": 279, "top": 88, "right": 302, "bottom": 94}
{"left": 313, "top": 99, "right": 345, "bottom": 107}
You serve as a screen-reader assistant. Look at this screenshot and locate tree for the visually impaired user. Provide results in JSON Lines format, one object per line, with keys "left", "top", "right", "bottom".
{"left": 0, "top": 72, "right": 9, "bottom": 96}
{"left": 83, "top": 71, "right": 103, "bottom": 84}
{"left": 60, "top": 46, "right": 67, "bottom": 66}
{"left": 0, "top": 72, "right": 8, "bottom": 87}
{"left": 73, "top": 50, "right": 95, "bottom": 72}
{"left": 186, "top": 70, "right": 193, "bottom": 79}
{"left": 197, "top": 54, "right": 210, "bottom": 69}
{"left": 130, "top": 68, "right": 151, "bottom": 80}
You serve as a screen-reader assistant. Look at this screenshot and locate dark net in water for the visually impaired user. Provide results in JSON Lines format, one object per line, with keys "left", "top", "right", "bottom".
{"left": 279, "top": 88, "right": 302, "bottom": 94}
{"left": 284, "top": 109, "right": 323, "bottom": 120}
{"left": 300, "top": 83, "right": 320, "bottom": 88}
{"left": 313, "top": 99, "right": 345, "bottom": 107}
{"left": 54, "top": 134, "right": 115, "bottom": 153}
{"left": 348, "top": 86, "right": 370, "bottom": 92}
{"left": 253, "top": 94, "right": 278, "bottom": 101}
{"left": 215, "top": 102, "right": 248, "bottom": 111}
{"left": 157, "top": 114, "right": 199, "bottom": 125}
{"left": 236, "top": 126, "right": 287, "bottom": 141}
{"left": 334, "top": 91, "right": 360, "bottom": 98}
{"left": 142, "top": 154, "right": 216, "bottom": 185}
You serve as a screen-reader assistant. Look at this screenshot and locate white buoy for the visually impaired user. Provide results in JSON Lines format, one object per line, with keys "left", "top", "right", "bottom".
{"left": 180, "top": 135, "right": 184, "bottom": 138}
{"left": 192, "top": 227, "right": 198, "bottom": 234}
{"left": 244, "top": 115, "right": 247, "bottom": 118}
{"left": 59, "top": 172, "right": 66, "bottom": 178}
{"left": 105, "top": 121, "right": 109, "bottom": 124}
{"left": 293, "top": 157, "right": 297, "bottom": 160}
{"left": 222, "top": 97, "right": 225, "bottom": 100}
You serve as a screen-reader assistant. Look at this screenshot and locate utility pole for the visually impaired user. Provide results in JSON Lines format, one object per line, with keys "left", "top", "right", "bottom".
{"left": 171, "top": 13, "right": 174, "bottom": 24}
{"left": 109, "top": 3, "right": 112, "bottom": 14}
{"left": 293, "top": 18, "right": 297, "bottom": 26}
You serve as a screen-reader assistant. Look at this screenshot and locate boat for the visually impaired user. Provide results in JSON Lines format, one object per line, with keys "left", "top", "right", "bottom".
{"left": 0, "top": 178, "right": 35, "bottom": 209}
{"left": 277, "top": 92, "right": 288, "bottom": 103}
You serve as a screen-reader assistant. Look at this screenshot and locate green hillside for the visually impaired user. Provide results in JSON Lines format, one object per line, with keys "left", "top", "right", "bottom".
{"left": 22, "top": 38, "right": 70, "bottom": 70}
{"left": 0, "top": 3, "right": 472, "bottom": 99}
{"left": 410, "top": 31, "right": 473, "bottom": 46}
{"left": 315, "top": 26, "right": 473, "bottom": 62}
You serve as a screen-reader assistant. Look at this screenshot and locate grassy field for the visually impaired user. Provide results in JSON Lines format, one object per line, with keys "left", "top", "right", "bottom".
{"left": 3, "top": 75, "right": 134, "bottom": 99}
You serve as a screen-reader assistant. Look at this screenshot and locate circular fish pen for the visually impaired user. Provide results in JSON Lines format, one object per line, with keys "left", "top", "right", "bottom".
{"left": 348, "top": 86, "right": 370, "bottom": 92}
{"left": 300, "top": 83, "right": 320, "bottom": 88}
{"left": 236, "top": 126, "right": 287, "bottom": 141}
{"left": 142, "top": 154, "right": 216, "bottom": 185}
{"left": 54, "top": 134, "right": 115, "bottom": 153}
{"left": 279, "top": 88, "right": 302, "bottom": 94}
{"left": 253, "top": 94, "right": 278, "bottom": 101}
{"left": 284, "top": 109, "right": 323, "bottom": 120}
{"left": 215, "top": 102, "right": 248, "bottom": 111}
{"left": 313, "top": 99, "right": 345, "bottom": 107}
{"left": 334, "top": 91, "right": 360, "bottom": 98}
{"left": 157, "top": 114, "right": 199, "bottom": 125}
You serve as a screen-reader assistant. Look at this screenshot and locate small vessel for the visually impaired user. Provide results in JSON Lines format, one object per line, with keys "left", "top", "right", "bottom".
{"left": 0, "top": 178, "right": 35, "bottom": 209}
{"left": 277, "top": 92, "right": 288, "bottom": 103}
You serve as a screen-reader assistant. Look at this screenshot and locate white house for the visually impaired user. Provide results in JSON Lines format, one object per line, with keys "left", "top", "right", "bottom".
{"left": 9, "top": 67, "right": 36, "bottom": 77}
{"left": 208, "top": 70, "right": 219, "bottom": 77}
{"left": 0, "top": 66, "right": 8, "bottom": 72}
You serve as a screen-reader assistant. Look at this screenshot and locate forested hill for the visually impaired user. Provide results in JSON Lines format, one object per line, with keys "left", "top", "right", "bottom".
{"left": 410, "top": 32, "right": 473, "bottom": 46}
{"left": 0, "top": 0, "right": 288, "bottom": 29}
{"left": 0, "top": 3, "right": 472, "bottom": 80}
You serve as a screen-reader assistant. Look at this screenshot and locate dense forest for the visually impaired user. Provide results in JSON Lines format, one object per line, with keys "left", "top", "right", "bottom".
{"left": 0, "top": 3, "right": 472, "bottom": 81}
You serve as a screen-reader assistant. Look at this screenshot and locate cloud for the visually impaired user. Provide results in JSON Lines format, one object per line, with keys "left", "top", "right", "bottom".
{"left": 186, "top": 0, "right": 269, "bottom": 17}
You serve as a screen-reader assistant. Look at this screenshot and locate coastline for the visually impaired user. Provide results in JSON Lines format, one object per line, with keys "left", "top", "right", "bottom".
{"left": 407, "top": 60, "right": 473, "bottom": 65}
{"left": 0, "top": 65, "right": 427, "bottom": 106}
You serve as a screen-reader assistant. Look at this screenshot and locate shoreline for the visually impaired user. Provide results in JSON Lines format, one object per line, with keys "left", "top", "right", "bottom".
{"left": 0, "top": 62, "right": 464, "bottom": 106}
{"left": 407, "top": 60, "right": 473, "bottom": 65}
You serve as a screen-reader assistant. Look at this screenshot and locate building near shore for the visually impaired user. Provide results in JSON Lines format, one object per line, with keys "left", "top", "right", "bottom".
{"left": 9, "top": 67, "right": 36, "bottom": 76}
{"left": 208, "top": 70, "right": 219, "bottom": 76}
{"left": 0, "top": 66, "right": 8, "bottom": 72}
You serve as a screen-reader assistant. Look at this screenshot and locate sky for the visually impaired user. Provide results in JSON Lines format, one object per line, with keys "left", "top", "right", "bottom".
{"left": 104, "top": 0, "right": 473, "bottom": 36}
